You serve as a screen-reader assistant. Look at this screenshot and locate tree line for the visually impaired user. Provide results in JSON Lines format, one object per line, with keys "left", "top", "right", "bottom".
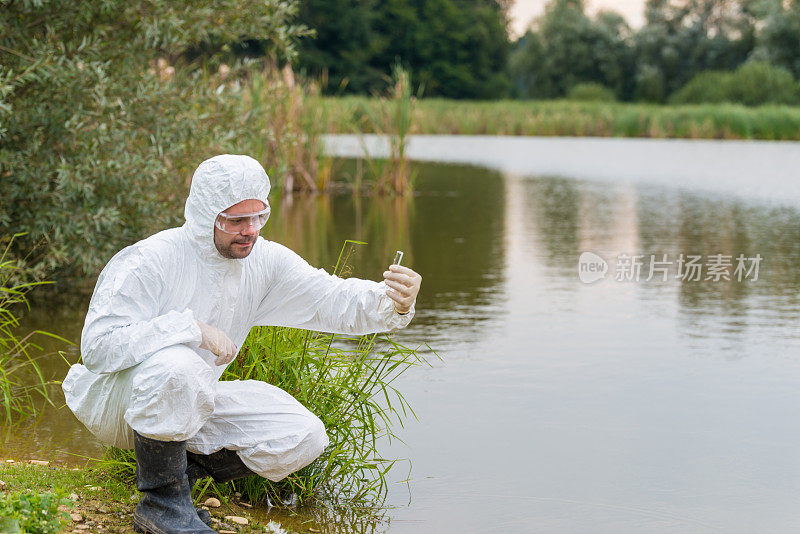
{"left": 293, "top": 0, "right": 800, "bottom": 104}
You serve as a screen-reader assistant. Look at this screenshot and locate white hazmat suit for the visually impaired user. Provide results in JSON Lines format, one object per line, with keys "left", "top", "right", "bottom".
{"left": 63, "top": 154, "right": 414, "bottom": 481}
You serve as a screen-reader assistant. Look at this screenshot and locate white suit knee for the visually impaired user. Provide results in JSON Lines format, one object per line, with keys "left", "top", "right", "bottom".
{"left": 241, "top": 410, "right": 329, "bottom": 482}
{"left": 125, "top": 345, "right": 216, "bottom": 442}
{"left": 186, "top": 379, "right": 330, "bottom": 481}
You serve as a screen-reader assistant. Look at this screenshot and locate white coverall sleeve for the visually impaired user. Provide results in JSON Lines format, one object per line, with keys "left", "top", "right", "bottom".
{"left": 81, "top": 250, "right": 203, "bottom": 375}
{"left": 254, "top": 243, "right": 414, "bottom": 335}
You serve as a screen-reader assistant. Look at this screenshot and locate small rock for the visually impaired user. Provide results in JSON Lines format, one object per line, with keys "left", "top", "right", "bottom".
{"left": 203, "top": 497, "right": 221, "bottom": 508}
{"left": 57, "top": 504, "right": 70, "bottom": 512}
{"left": 97, "top": 506, "right": 108, "bottom": 513}
{"left": 0, "top": 480, "right": 6, "bottom": 491}
{"left": 5, "top": 459, "right": 14, "bottom": 463}
{"left": 69, "top": 493, "right": 79, "bottom": 500}
{"left": 76, "top": 524, "right": 90, "bottom": 530}
{"left": 234, "top": 492, "right": 241, "bottom": 498}
{"left": 219, "top": 531, "right": 237, "bottom": 534}
{"left": 224, "top": 515, "right": 248, "bottom": 526}
{"left": 240, "top": 502, "right": 252, "bottom": 508}
{"left": 29, "top": 459, "right": 49, "bottom": 466}
{"left": 70, "top": 513, "right": 83, "bottom": 522}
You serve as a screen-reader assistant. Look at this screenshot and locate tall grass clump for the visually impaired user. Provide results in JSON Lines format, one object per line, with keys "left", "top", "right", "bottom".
{"left": 0, "top": 235, "right": 58, "bottom": 422}
{"left": 354, "top": 65, "right": 418, "bottom": 195}
{"left": 237, "top": 65, "right": 334, "bottom": 193}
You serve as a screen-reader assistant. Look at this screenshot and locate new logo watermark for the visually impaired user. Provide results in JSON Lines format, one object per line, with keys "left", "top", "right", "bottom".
{"left": 578, "top": 252, "right": 609, "bottom": 283}
{"left": 578, "top": 252, "right": 762, "bottom": 283}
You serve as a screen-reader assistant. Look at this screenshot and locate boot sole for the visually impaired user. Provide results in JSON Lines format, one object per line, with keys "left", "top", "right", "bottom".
{"left": 133, "top": 521, "right": 156, "bottom": 534}
{"left": 134, "top": 516, "right": 216, "bottom": 534}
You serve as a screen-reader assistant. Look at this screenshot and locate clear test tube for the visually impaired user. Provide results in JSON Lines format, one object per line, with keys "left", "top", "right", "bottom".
{"left": 393, "top": 250, "right": 404, "bottom": 266}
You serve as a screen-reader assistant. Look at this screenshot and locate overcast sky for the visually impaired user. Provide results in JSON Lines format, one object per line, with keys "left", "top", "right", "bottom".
{"left": 509, "top": 0, "right": 646, "bottom": 37}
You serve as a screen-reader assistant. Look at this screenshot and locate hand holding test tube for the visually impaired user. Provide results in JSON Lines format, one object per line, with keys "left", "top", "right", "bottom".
{"left": 382, "top": 250, "right": 421, "bottom": 315}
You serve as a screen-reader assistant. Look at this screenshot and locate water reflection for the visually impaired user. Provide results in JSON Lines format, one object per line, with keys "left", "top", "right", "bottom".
{"left": 6, "top": 157, "right": 800, "bottom": 532}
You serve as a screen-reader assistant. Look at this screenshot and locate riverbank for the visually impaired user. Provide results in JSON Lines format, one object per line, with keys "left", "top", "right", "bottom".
{"left": 318, "top": 97, "right": 800, "bottom": 141}
{"left": 0, "top": 460, "right": 281, "bottom": 533}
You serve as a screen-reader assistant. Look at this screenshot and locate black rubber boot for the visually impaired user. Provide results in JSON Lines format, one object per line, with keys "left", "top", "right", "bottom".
{"left": 186, "top": 448, "right": 256, "bottom": 484}
{"left": 132, "top": 432, "right": 215, "bottom": 534}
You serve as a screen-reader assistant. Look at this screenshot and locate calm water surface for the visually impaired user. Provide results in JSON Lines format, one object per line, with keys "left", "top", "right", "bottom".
{"left": 7, "top": 147, "right": 800, "bottom": 533}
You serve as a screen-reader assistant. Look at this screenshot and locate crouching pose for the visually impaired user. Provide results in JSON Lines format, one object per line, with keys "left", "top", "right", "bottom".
{"left": 63, "top": 155, "right": 421, "bottom": 533}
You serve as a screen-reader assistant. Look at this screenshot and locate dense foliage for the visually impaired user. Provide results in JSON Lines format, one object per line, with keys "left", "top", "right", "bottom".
{"left": 0, "top": 491, "right": 69, "bottom": 534}
{"left": 294, "top": 0, "right": 512, "bottom": 99}
{"left": 0, "top": 0, "right": 305, "bottom": 282}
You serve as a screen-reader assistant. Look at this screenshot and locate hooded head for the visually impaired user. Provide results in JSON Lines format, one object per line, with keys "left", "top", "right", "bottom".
{"left": 184, "top": 155, "right": 270, "bottom": 261}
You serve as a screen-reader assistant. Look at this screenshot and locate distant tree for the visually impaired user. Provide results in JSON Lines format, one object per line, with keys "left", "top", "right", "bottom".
{"left": 753, "top": 0, "right": 800, "bottom": 78}
{"left": 508, "top": 0, "right": 633, "bottom": 98}
{"left": 633, "top": 0, "right": 758, "bottom": 101}
{"left": 295, "top": 0, "right": 511, "bottom": 99}
{"left": 295, "top": 0, "right": 383, "bottom": 93}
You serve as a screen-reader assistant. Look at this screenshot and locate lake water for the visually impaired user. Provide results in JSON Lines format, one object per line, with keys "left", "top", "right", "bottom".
{"left": 7, "top": 137, "right": 800, "bottom": 533}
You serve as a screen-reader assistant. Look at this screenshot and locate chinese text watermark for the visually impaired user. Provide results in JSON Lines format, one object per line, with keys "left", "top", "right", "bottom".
{"left": 578, "top": 252, "right": 762, "bottom": 284}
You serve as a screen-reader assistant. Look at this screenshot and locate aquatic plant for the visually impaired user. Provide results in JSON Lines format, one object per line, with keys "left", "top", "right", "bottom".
{"left": 0, "top": 235, "right": 58, "bottom": 422}
{"left": 237, "top": 66, "right": 334, "bottom": 193}
{"left": 351, "top": 65, "right": 418, "bottom": 195}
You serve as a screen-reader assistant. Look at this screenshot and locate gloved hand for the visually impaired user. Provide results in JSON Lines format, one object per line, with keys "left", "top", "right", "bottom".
{"left": 196, "top": 321, "right": 238, "bottom": 366}
{"left": 382, "top": 265, "right": 422, "bottom": 314}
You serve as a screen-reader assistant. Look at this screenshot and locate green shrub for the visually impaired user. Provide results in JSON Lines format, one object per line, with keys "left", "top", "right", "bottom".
{"left": 669, "top": 71, "right": 734, "bottom": 104}
{"left": 729, "top": 61, "right": 798, "bottom": 106}
{"left": 0, "top": 491, "right": 69, "bottom": 534}
{"left": 0, "top": 1, "right": 306, "bottom": 284}
{"left": 671, "top": 62, "right": 798, "bottom": 106}
{"left": 566, "top": 83, "right": 617, "bottom": 102}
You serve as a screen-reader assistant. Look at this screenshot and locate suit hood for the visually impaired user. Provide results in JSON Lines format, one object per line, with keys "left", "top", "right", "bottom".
{"left": 183, "top": 154, "right": 270, "bottom": 261}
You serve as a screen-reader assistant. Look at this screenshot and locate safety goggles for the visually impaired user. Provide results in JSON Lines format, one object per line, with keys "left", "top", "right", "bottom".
{"left": 214, "top": 206, "right": 271, "bottom": 234}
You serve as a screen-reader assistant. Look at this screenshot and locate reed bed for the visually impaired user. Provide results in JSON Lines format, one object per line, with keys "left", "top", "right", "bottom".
{"left": 318, "top": 98, "right": 800, "bottom": 141}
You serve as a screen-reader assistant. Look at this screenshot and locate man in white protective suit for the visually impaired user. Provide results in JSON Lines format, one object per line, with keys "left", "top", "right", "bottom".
{"left": 62, "top": 154, "right": 422, "bottom": 534}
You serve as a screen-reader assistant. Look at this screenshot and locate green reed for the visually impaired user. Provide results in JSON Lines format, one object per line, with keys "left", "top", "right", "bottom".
{"left": 0, "top": 234, "right": 58, "bottom": 422}
{"left": 349, "top": 65, "right": 418, "bottom": 195}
